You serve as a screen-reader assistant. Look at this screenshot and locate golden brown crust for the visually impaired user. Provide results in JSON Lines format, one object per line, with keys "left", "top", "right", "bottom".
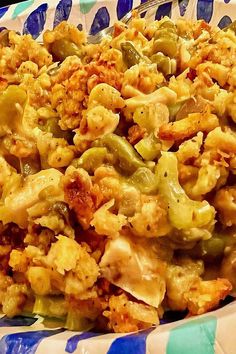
{"left": 127, "top": 124, "right": 146, "bottom": 145}
{"left": 185, "top": 278, "right": 232, "bottom": 315}
{"left": 63, "top": 169, "right": 104, "bottom": 229}
{"left": 51, "top": 60, "right": 123, "bottom": 130}
{"left": 103, "top": 293, "right": 158, "bottom": 333}
{"left": 159, "top": 111, "right": 219, "bottom": 141}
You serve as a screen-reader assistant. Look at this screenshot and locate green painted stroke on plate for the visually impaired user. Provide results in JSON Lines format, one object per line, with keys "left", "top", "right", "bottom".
{"left": 166, "top": 316, "right": 217, "bottom": 354}
{"left": 12, "top": 0, "right": 35, "bottom": 19}
{"left": 80, "top": 0, "right": 97, "bottom": 14}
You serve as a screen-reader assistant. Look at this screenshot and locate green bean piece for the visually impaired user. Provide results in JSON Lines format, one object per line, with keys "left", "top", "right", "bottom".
{"left": 153, "top": 36, "right": 178, "bottom": 58}
{"left": 33, "top": 295, "right": 66, "bottom": 318}
{"left": 128, "top": 167, "right": 159, "bottom": 194}
{"left": 40, "top": 117, "right": 73, "bottom": 141}
{"left": 51, "top": 201, "right": 71, "bottom": 224}
{"left": 121, "top": 41, "right": 142, "bottom": 68}
{"left": 99, "top": 133, "right": 146, "bottom": 174}
{"left": 150, "top": 53, "right": 172, "bottom": 75}
{"left": 0, "top": 85, "right": 27, "bottom": 129}
{"left": 135, "top": 133, "right": 161, "bottom": 161}
{"left": 223, "top": 20, "right": 236, "bottom": 34}
{"left": 50, "top": 39, "right": 82, "bottom": 62}
{"left": 154, "top": 28, "right": 177, "bottom": 40}
{"left": 186, "top": 236, "right": 225, "bottom": 260}
{"left": 66, "top": 309, "right": 94, "bottom": 331}
{"left": 71, "top": 147, "right": 108, "bottom": 173}
{"left": 156, "top": 152, "right": 215, "bottom": 230}
{"left": 159, "top": 20, "right": 176, "bottom": 32}
{"left": 201, "top": 237, "right": 225, "bottom": 257}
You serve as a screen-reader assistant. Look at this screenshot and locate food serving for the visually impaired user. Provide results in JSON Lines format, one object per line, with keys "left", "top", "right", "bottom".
{"left": 0, "top": 14, "right": 235, "bottom": 333}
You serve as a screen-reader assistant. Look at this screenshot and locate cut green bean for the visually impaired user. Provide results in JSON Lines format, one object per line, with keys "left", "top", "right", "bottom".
{"left": 99, "top": 133, "right": 146, "bottom": 174}
{"left": 39, "top": 117, "right": 73, "bottom": 141}
{"left": 121, "top": 41, "right": 142, "bottom": 68}
{"left": 151, "top": 53, "right": 172, "bottom": 75}
{"left": 128, "top": 167, "right": 159, "bottom": 194}
{"left": 71, "top": 147, "right": 108, "bottom": 173}
{"left": 135, "top": 134, "right": 161, "bottom": 161}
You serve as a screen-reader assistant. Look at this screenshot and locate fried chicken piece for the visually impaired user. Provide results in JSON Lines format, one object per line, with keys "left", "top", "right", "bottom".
{"left": 51, "top": 64, "right": 88, "bottom": 130}
{"left": 204, "top": 127, "right": 236, "bottom": 153}
{"left": 51, "top": 60, "right": 123, "bottom": 130}
{"left": 185, "top": 278, "right": 232, "bottom": 315}
{"left": 166, "top": 260, "right": 204, "bottom": 311}
{"left": 159, "top": 111, "right": 219, "bottom": 141}
{"left": 86, "top": 60, "right": 123, "bottom": 93}
{"left": 2, "top": 284, "right": 29, "bottom": 318}
{"left": 166, "top": 259, "right": 232, "bottom": 315}
{"left": 103, "top": 293, "right": 158, "bottom": 333}
{"left": 63, "top": 167, "right": 103, "bottom": 229}
{"left": 45, "top": 235, "right": 99, "bottom": 295}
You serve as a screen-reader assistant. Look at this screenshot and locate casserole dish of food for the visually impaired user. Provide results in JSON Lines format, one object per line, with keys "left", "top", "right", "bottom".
{"left": 0, "top": 0, "right": 236, "bottom": 353}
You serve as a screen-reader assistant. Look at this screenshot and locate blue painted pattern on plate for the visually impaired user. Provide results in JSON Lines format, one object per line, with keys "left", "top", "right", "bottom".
{"left": 53, "top": 0, "right": 72, "bottom": 28}
{"left": 155, "top": 2, "right": 172, "bottom": 20}
{"left": 65, "top": 331, "right": 101, "bottom": 353}
{"left": 23, "top": 3, "right": 48, "bottom": 39}
{"left": 0, "top": 7, "right": 8, "bottom": 19}
{"left": 0, "top": 329, "right": 64, "bottom": 354}
{"left": 0, "top": 1, "right": 234, "bottom": 353}
{"left": 107, "top": 328, "right": 154, "bottom": 354}
{"left": 178, "top": 0, "right": 190, "bottom": 16}
{"left": 197, "top": 0, "right": 214, "bottom": 22}
{"left": 90, "top": 6, "right": 110, "bottom": 35}
{"left": 218, "top": 15, "right": 232, "bottom": 28}
{"left": 117, "top": 0, "right": 133, "bottom": 20}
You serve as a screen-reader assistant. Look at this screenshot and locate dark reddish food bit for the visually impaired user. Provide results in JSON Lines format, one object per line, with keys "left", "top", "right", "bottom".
{"left": 193, "top": 20, "right": 211, "bottom": 39}
{"left": 113, "top": 22, "right": 126, "bottom": 38}
{"left": 127, "top": 124, "right": 146, "bottom": 145}
{"left": 187, "top": 68, "right": 197, "bottom": 81}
